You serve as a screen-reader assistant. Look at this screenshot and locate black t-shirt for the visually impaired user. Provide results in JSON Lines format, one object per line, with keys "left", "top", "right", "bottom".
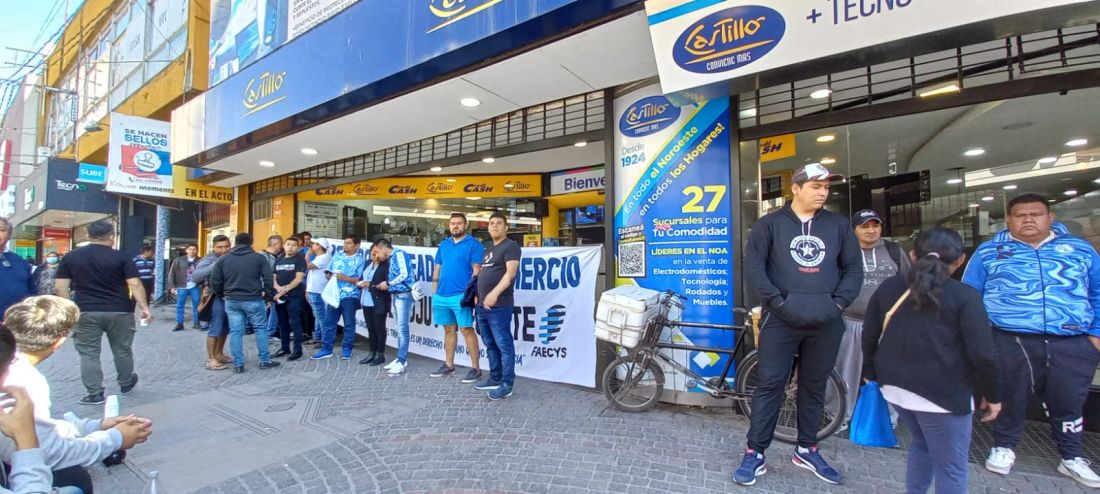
{"left": 477, "top": 239, "right": 521, "bottom": 307}
{"left": 274, "top": 253, "right": 308, "bottom": 296}
{"left": 56, "top": 244, "right": 139, "bottom": 312}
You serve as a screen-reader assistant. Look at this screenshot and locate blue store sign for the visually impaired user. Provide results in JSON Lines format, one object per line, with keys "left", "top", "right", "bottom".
{"left": 202, "top": 0, "right": 587, "bottom": 149}
{"left": 76, "top": 163, "right": 107, "bottom": 185}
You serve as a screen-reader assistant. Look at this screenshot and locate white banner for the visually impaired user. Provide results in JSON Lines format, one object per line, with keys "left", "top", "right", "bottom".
{"left": 105, "top": 113, "right": 173, "bottom": 197}
{"left": 330, "top": 243, "right": 602, "bottom": 388}
{"left": 646, "top": 0, "right": 1092, "bottom": 94}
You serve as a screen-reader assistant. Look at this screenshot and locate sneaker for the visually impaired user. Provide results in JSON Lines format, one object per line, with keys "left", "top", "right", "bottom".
{"left": 387, "top": 361, "right": 407, "bottom": 375}
{"left": 461, "top": 369, "right": 483, "bottom": 384}
{"left": 310, "top": 350, "right": 334, "bottom": 360}
{"left": 488, "top": 384, "right": 513, "bottom": 401}
{"left": 474, "top": 379, "right": 502, "bottom": 391}
{"left": 429, "top": 365, "right": 456, "bottom": 377}
{"left": 287, "top": 352, "right": 303, "bottom": 361}
{"left": 340, "top": 349, "right": 353, "bottom": 360}
{"left": 792, "top": 446, "right": 842, "bottom": 484}
{"left": 234, "top": 366, "right": 244, "bottom": 374}
{"left": 120, "top": 374, "right": 139, "bottom": 394}
{"left": 79, "top": 393, "right": 106, "bottom": 405}
{"left": 259, "top": 361, "right": 281, "bottom": 369}
{"left": 192, "top": 323, "right": 205, "bottom": 330}
{"left": 1058, "top": 457, "right": 1100, "bottom": 488}
{"left": 383, "top": 359, "right": 400, "bottom": 370}
{"left": 985, "top": 447, "right": 1016, "bottom": 475}
{"left": 733, "top": 449, "right": 767, "bottom": 486}
{"left": 172, "top": 324, "right": 184, "bottom": 332}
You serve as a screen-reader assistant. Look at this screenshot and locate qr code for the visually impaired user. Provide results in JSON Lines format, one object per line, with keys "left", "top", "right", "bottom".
{"left": 618, "top": 241, "right": 646, "bottom": 278}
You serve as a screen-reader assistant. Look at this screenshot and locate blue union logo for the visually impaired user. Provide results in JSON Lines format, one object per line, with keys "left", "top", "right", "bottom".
{"left": 618, "top": 95, "right": 681, "bottom": 138}
{"left": 539, "top": 305, "right": 567, "bottom": 345}
{"left": 672, "top": 5, "right": 785, "bottom": 74}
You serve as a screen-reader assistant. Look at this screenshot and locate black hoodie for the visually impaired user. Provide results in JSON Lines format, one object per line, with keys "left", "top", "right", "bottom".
{"left": 745, "top": 203, "right": 863, "bottom": 328}
{"left": 210, "top": 245, "right": 274, "bottom": 302}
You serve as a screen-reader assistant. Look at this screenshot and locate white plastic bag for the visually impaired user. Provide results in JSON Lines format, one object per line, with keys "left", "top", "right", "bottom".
{"left": 321, "top": 275, "right": 340, "bottom": 308}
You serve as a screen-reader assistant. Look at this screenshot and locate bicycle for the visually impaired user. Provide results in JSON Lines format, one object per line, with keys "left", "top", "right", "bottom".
{"left": 601, "top": 290, "right": 847, "bottom": 444}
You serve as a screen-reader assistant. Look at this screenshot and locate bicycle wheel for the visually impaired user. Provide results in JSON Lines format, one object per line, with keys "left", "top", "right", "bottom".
{"left": 602, "top": 355, "right": 665, "bottom": 412}
{"left": 733, "top": 351, "right": 846, "bottom": 443}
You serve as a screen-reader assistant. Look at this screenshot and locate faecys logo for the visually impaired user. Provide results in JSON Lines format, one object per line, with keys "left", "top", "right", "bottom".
{"left": 539, "top": 305, "right": 566, "bottom": 344}
{"left": 673, "top": 5, "right": 785, "bottom": 75}
{"left": 428, "top": 0, "right": 503, "bottom": 33}
{"left": 619, "top": 96, "right": 681, "bottom": 138}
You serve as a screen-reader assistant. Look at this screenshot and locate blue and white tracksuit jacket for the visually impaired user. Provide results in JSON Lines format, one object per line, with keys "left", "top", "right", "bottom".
{"left": 962, "top": 223, "right": 1100, "bottom": 337}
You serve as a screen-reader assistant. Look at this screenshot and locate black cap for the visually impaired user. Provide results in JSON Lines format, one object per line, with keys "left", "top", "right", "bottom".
{"left": 792, "top": 163, "right": 843, "bottom": 184}
{"left": 852, "top": 209, "right": 883, "bottom": 226}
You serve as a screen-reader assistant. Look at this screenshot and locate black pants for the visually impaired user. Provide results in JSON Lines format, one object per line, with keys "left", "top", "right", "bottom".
{"left": 302, "top": 301, "right": 315, "bottom": 339}
{"left": 363, "top": 308, "right": 388, "bottom": 355}
{"left": 275, "top": 293, "right": 306, "bottom": 354}
{"left": 992, "top": 330, "right": 1100, "bottom": 459}
{"left": 141, "top": 279, "right": 155, "bottom": 301}
{"left": 746, "top": 314, "right": 845, "bottom": 451}
{"left": 54, "top": 465, "right": 94, "bottom": 493}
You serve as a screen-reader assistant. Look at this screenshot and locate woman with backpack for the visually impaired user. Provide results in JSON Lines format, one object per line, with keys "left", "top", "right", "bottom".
{"left": 862, "top": 226, "right": 1003, "bottom": 494}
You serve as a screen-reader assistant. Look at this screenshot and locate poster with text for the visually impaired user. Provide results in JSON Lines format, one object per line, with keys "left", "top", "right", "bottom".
{"left": 612, "top": 84, "right": 735, "bottom": 392}
{"left": 333, "top": 243, "right": 601, "bottom": 388}
{"left": 106, "top": 114, "right": 173, "bottom": 197}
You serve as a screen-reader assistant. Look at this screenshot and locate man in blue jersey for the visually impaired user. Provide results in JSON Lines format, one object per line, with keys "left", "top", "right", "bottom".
{"left": 963, "top": 193, "right": 1100, "bottom": 488}
{"left": 428, "top": 213, "right": 484, "bottom": 383}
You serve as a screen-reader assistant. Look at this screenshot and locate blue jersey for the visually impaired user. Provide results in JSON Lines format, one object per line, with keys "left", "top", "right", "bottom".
{"left": 962, "top": 223, "right": 1100, "bottom": 337}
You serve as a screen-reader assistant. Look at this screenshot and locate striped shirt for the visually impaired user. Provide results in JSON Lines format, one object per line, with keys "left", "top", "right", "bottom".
{"left": 133, "top": 255, "right": 155, "bottom": 281}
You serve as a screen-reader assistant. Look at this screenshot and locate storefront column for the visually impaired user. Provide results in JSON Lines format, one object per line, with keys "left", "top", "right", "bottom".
{"left": 154, "top": 206, "right": 169, "bottom": 303}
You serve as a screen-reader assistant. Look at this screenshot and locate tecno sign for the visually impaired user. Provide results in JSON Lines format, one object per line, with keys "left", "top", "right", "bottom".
{"left": 551, "top": 167, "right": 606, "bottom": 195}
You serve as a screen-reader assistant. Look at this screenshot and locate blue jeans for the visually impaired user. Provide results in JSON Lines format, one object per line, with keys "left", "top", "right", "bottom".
{"left": 266, "top": 304, "right": 278, "bottom": 337}
{"left": 392, "top": 292, "right": 413, "bottom": 363}
{"left": 307, "top": 292, "right": 326, "bottom": 338}
{"left": 175, "top": 287, "right": 200, "bottom": 324}
{"left": 224, "top": 299, "right": 272, "bottom": 367}
{"left": 895, "top": 407, "right": 972, "bottom": 494}
{"left": 476, "top": 304, "right": 515, "bottom": 387}
{"left": 322, "top": 298, "right": 360, "bottom": 353}
{"left": 207, "top": 296, "right": 229, "bottom": 338}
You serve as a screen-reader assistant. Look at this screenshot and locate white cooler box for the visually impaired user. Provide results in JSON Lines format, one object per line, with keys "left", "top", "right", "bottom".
{"left": 596, "top": 285, "right": 674, "bottom": 348}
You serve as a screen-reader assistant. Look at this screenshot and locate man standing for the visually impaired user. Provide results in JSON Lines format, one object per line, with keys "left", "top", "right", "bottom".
{"left": 376, "top": 239, "right": 415, "bottom": 375}
{"left": 192, "top": 235, "right": 234, "bottom": 371}
{"left": 304, "top": 240, "right": 332, "bottom": 345}
{"left": 472, "top": 213, "right": 521, "bottom": 400}
{"left": 834, "top": 209, "right": 909, "bottom": 424}
{"left": 169, "top": 244, "right": 203, "bottom": 331}
{"left": 963, "top": 193, "right": 1100, "bottom": 488}
{"left": 734, "top": 164, "right": 862, "bottom": 486}
{"left": 261, "top": 235, "right": 284, "bottom": 339}
{"left": 210, "top": 232, "right": 280, "bottom": 374}
{"left": 132, "top": 245, "right": 156, "bottom": 301}
{"left": 312, "top": 234, "right": 365, "bottom": 361}
{"left": 54, "top": 220, "right": 151, "bottom": 405}
{"left": 428, "top": 213, "right": 485, "bottom": 383}
{"left": 0, "top": 217, "right": 36, "bottom": 321}
{"left": 273, "top": 236, "right": 308, "bottom": 361}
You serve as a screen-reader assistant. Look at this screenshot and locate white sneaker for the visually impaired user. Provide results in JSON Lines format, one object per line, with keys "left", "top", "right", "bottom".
{"left": 387, "top": 361, "right": 406, "bottom": 375}
{"left": 985, "top": 447, "right": 1015, "bottom": 475}
{"left": 383, "top": 359, "right": 399, "bottom": 370}
{"left": 1058, "top": 457, "right": 1100, "bottom": 488}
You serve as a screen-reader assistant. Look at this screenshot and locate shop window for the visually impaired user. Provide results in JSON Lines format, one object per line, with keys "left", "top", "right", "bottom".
{"left": 252, "top": 198, "right": 272, "bottom": 220}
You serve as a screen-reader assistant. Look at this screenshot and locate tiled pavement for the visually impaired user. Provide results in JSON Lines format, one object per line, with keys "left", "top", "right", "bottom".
{"left": 39, "top": 306, "right": 1094, "bottom": 493}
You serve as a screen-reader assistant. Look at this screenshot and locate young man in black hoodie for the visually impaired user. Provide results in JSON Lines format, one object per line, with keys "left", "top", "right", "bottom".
{"left": 209, "top": 232, "right": 280, "bottom": 374}
{"left": 734, "top": 163, "right": 863, "bottom": 486}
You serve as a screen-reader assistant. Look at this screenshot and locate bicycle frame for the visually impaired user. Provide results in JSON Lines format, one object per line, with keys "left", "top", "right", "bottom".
{"left": 627, "top": 292, "right": 750, "bottom": 399}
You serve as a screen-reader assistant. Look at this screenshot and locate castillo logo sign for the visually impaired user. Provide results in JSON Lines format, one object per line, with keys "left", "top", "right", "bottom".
{"left": 427, "top": 0, "right": 503, "bottom": 33}
{"left": 243, "top": 71, "right": 287, "bottom": 116}
{"left": 673, "top": 5, "right": 785, "bottom": 75}
{"left": 618, "top": 96, "right": 681, "bottom": 138}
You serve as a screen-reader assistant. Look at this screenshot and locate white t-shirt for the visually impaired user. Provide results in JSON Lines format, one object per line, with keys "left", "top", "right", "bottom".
{"left": 3, "top": 354, "right": 51, "bottom": 420}
{"left": 306, "top": 253, "right": 332, "bottom": 293}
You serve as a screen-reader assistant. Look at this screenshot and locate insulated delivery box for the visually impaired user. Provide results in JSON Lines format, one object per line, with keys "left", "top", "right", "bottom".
{"left": 595, "top": 285, "right": 680, "bottom": 348}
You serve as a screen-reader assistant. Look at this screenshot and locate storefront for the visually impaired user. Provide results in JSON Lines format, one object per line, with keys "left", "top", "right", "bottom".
{"left": 9, "top": 159, "right": 120, "bottom": 262}
{"left": 172, "top": 0, "right": 1100, "bottom": 399}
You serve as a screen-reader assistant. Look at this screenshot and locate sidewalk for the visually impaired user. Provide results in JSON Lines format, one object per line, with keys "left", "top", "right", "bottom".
{"left": 39, "top": 306, "right": 1092, "bottom": 493}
